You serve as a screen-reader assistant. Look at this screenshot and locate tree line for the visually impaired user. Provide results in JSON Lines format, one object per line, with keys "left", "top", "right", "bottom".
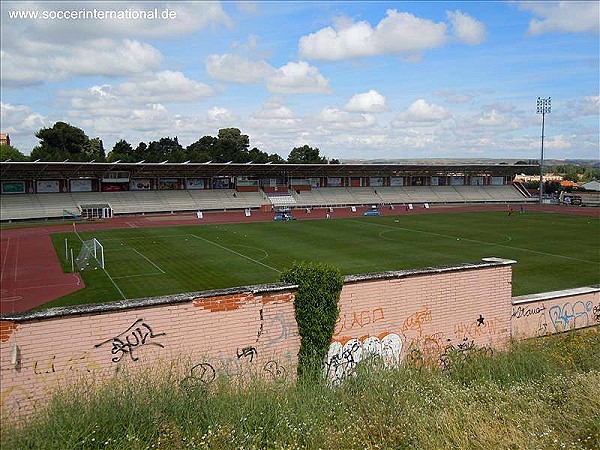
{"left": 0, "top": 121, "right": 340, "bottom": 165}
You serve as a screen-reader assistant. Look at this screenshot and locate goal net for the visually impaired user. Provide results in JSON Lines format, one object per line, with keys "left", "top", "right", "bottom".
{"left": 75, "top": 238, "right": 105, "bottom": 271}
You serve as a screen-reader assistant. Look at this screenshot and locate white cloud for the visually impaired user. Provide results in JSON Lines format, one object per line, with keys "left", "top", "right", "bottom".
{"left": 1, "top": 39, "right": 162, "bottom": 88}
{"left": 574, "top": 96, "right": 600, "bottom": 116}
{"left": 256, "top": 101, "right": 294, "bottom": 119}
{"left": 446, "top": 10, "right": 487, "bottom": 45}
{"left": 398, "top": 99, "right": 451, "bottom": 122}
{"left": 473, "top": 109, "right": 515, "bottom": 128}
{"left": 64, "top": 72, "right": 214, "bottom": 122}
{"left": 116, "top": 71, "right": 214, "bottom": 103}
{"left": 528, "top": 134, "right": 573, "bottom": 150}
{"left": 206, "top": 53, "right": 331, "bottom": 94}
{"left": 520, "top": 2, "right": 600, "bottom": 35}
{"left": 319, "top": 107, "right": 376, "bottom": 129}
{"left": 0, "top": 102, "right": 46, "bottom": 134}
{"left": 205, "top": 54, "right": 275, "bottom": 83}
{"left": 207, "top": 107, "right": 238, "bottom": 124}
{"left": 298, "top": 10, "right": 447, "bottom": 60}
{"left": 345, "top": 90, "right": 387, "bottom": 112}
{"left": 267, "top": 61, "right": 331, "bottom": 94}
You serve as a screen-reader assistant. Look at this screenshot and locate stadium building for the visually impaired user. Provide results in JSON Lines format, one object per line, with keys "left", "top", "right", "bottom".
{"left": 0, "top": 161, "right": 537, "bottom": 221}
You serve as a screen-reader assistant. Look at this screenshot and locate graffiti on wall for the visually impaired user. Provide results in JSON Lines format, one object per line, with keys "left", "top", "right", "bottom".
{"left": 180, "top": 363, "right": 217, "bottom": 389}
{"left": 548, "top": 301, "right": 593, "bottom": 332}
{"left": 263, "top": 360, "right": 287, "bottom": 382}
{"left": 266, "top": 310, "right": 299, "bottom": 344}
{"left": 511, "top": 298, "right": 599, "bottom": 338}
{"left": 405, "top": 332, "right": 446, "bottom": 368}
{"left": 454, "top": 315, "right": 502, "bottom": 340}
{"left": 237, "top": 346, "right": 258, "bottom": 362}
{"left": 334, "top": 308, "right": 385, "bottom": 336}
{"left": 402, "top": 306, "right": 431, "bottom": 337}
{"left": 438, "top": 338, "right": 494, "bottom": 372}
{"left": 511, "top": 303, "right": 546, "bottom": 320}
{"left": 95, "top": 318, "right": 166, "bottom": 363}
{"left": 324, "top": 333, "right": 402, "bottom": 382}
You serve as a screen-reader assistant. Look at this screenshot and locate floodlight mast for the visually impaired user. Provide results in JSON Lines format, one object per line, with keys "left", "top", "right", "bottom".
{"left": 536, "top": 97, "right": 551, "bottom": 205}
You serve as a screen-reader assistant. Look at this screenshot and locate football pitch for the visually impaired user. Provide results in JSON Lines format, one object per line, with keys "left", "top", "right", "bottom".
{"left": 48, "top": 210, "right": 600, "bottom": 309}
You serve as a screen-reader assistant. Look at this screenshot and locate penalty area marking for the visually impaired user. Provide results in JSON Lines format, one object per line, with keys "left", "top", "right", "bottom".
{"left": 351, "top": 219, "right": 600, "bottom": 266}
{"left": 190, "top": 233, "right": 281, "bottom": 273}
{"left": 131, "top": 248, "right": 166, "bottom": 274}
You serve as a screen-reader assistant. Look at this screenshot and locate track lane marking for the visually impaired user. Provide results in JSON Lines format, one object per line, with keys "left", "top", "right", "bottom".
{"left": 1, "top": 238, "right": 10, "bottom": 282}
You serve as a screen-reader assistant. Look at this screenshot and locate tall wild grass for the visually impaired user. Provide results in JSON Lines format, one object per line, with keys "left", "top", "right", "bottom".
{"left": 2, "top": 327, "right": 599, "bottom": 449}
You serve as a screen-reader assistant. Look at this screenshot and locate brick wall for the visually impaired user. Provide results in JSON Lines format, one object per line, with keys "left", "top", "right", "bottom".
{"left": 325, "top": 259, "right": 514, "bottom": 379}
{"left": 0, "top": 286, "right": 298, "bottom": 418}
{"left": 4, "top": 257, "right": 595, "bottom": 419}
{"left": 510, "top": 286, "right": 600, "bottom": 339}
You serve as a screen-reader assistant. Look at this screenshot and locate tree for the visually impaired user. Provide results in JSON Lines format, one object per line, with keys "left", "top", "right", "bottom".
{"left": 134, "top": 142, "right": 148, "bottom": 162}
{"left": 185, "top": 129, "right": 279, "bottom": 163}
{"left": 106, "top": 139, "right": 135, "bottom": 162}
{"left": 85, "top": 137, "right": 106, "bottom": 162}
{"left": 186, "top": 136, "right": 218, "bottom": 162}
{"left": 268, "top": 153, "right": 286, "bottom": 164}
{"left": 31, "top": 122, "right": 93, "bottom": 161}
{"left": 0, "top": 143, "right": 29, "bottom": 161}
{"left": 215, "top": 128, "right": 250, "bottom": 162}
{"left": 145, "top": 137, "right": 185, "bottom": 163}
{"left": 287, "top": 145, "right": 327, "bottom": 164}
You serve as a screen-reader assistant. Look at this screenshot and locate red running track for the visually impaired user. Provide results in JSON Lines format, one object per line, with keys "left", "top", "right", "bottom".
{"left": 1, "top": 204, "right": 597, "bottom": 314}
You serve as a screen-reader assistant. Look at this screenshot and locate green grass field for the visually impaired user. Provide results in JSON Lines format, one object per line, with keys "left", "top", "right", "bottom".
{"left": 47, "top": 210, "right": 600, "bottom": 309}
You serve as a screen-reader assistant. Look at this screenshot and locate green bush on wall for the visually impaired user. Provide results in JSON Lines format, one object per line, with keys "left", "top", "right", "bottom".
{"left": 280, "top": 261, "right": 344, "bottom": 380}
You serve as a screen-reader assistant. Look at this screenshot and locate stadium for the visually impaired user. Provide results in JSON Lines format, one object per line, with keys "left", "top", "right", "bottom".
{"left": 1, "top": 157, "right": 599, "bottom": 422}
{"left": 1, "top": 2, "right": 599, "bottom": 444}
{"left": 0, "top": 159, "right": 545, "bottom": 308}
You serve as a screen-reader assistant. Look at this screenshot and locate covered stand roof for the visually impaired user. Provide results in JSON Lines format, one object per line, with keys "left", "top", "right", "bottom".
{"left": 0, "top": 161, "right": 539, "bottom": 181}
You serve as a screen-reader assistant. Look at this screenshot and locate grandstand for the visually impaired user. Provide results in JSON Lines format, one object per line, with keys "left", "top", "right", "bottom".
{"left": 0, "top": 161, "right": 537, "bottom": 222}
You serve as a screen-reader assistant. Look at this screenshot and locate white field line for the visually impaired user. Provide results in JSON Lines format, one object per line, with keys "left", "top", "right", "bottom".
{"left": 102, "top": 266, "right": 127, "bottom": 300}
{"left": 13, "top": 237, "right": 20, "bottom": 282}
{"left": 112, "top": 273, "right": 163, "bottom": 280}
{"left": 131, "top": 248, "right": 166, "bottom": 274}
{"left": 1, "top": 238, "right": 10, "bottom": 282}
{"left": 190, "top": 233, "right": 281, "bottom": 273}
{"left": 351, "top": 219, "right": 600, "bottom": 265}
{"left": 101, "top": 235, "right": 190, "bottom": 242}
{"left": 73, "top": 225, "right": 126, "bottom": 300}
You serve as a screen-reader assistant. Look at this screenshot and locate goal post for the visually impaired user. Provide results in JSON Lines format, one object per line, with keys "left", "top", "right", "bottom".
{"left": 75, "top": 237, "right": 105, "bottom": 271}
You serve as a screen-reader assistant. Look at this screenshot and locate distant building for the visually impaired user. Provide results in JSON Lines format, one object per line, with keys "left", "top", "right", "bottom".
{"left": 0, "top": 133, "right": 10, "bottom": 147}
{"left": 580, "top": 180, "right": 600, "bottom": 192}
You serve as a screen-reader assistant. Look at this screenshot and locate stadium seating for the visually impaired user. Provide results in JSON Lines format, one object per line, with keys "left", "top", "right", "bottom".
{"left": 0, "top": 184, "right": 532, "bottom": 222}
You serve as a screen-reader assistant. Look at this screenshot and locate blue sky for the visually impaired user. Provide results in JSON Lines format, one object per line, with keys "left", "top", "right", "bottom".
{"left": 1, "top": 1, "right": 598, "bottom": 160}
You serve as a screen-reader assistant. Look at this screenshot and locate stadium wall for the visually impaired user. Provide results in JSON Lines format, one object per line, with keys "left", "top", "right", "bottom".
{"left": 510, "top": 286, "right": 600, "bottom": 339}
{"left": 1, "top": 258, "right": 599, "bottom": 420}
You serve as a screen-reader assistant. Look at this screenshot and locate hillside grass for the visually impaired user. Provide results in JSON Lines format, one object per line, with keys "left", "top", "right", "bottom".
{"left": 2, "top": 327, "right": 599, "bottom": 450}
{"left": 45, "top": 211, "right": 600, "bottom": 309}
